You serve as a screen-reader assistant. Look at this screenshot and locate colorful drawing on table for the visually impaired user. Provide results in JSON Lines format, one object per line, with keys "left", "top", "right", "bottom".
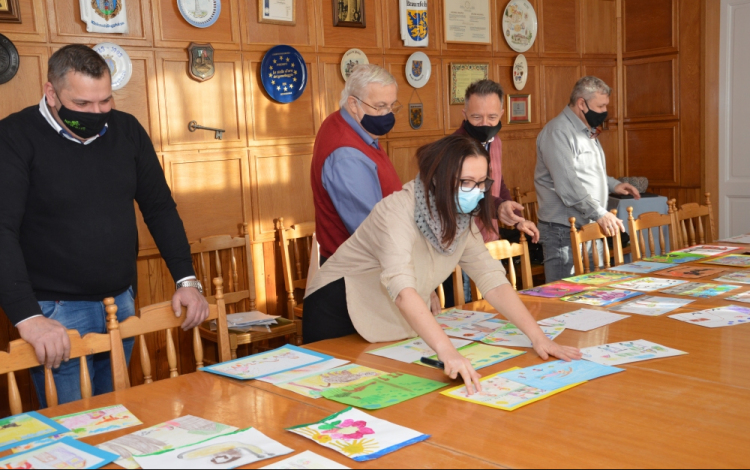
{"left": 200, "top": 345, "right": 333, "bottom": 380}
{"left": 642, "top": 252, "right": 706, "bottom": 264}
{"left": 319, "top": 372, "right": 447, "bottom": 410}
{"left": 98, "top": 415, "right": 238, "bottom": 470}
{"left": 259, "top": 450, "right": 350, "bottom": 469}
{"left": 0, "top": 437, "right": 118, "bottom": 469}
{"left": 442, "top": 319, "right": 506, "bottom": 341}
{"left": 660, "top": 282, "right": 741, "bottom": 298}
{"left": 608, "top": 262, "right": 680, "bottom": 274}
{"left": 440, "top": 367, "right": 584, "bottom": 411}
{"left": 257, "top": 359, "right": 351, "bottom": 385}
{"left": 367, "top": 337, "right": 472, "bottom": 363}
{"left": 669, "top": 306, "right": 750, "bottom": 328}
{"left": 0, "top": 411, "right": 69, "bottom": 453}
{"left": 728, "top": 291, "right": 750, "bottom": 304}
{"left": 479, "top": 321, "right": 565, "bottom": 347}
{"left": 561, "top": 288, "right": 643, "bottom": 307}
{"left": 609, "top": 296, "right": 696, "bottom": 316}
{"left": 419, "top": 342, "right": 526, "bottom": 370}
{"left": 499, "top": 360, "right": 624, "bottom": 390}
{"left": 433, "top": 309, "right": 496, "bottom": 329}
{"left": 132, "top": 427, "right": 293, "bottom": 470}
{"left": 519, "top": 281, "right": 590, "bottom": 298}
{"left": 286, "top": 407, "right": 429, "bottom": 462}
{"left": 660, "top": 266, "right": 728, "bottom": 279}
{"left": 581, "top": 340, "right": 687, "bottom": 366}
{"left": 537, "top": 309, "right": 629, "bottom": 332}
{"left": 609, "top": 277, "right": 689, "bottom": 292}
{"left": 55, "top": 405, "right": 142, "bottom": 439}
{"left": 274, "top": 364, "right": 386, "bottom": 399}
{"left": 563, "top": 272, "right": 639, "bottom": 286}
{"left": 714, "top": 271, "right": 750, "bottom": 285}
{"left": 719, "top": 234, "right": 750, "bottom": 244}
{"left": 675, "top": 245, "right": 739, "bottom": 257}
{"left": 700, "top": 254, "right": 750, "bottom": 267}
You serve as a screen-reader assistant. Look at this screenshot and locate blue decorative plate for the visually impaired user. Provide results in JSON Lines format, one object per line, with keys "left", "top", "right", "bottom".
{"left": 177, "top": 0, "right": 221, "bottom": 28}
{"left": 261, "top": 45, "right": 308, "bottom": 104}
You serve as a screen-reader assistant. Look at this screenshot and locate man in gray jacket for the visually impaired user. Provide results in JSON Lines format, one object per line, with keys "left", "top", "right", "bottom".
{"left": 535, "top": 76, "right": 640, "bottom": 282}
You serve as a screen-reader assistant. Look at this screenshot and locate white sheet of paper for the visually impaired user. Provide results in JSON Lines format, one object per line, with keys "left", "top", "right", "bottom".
{"left": 133, "top": 428, "right": 293, "bottom": 470}
{"left": 675, "top": 245, "right": 739, "bottom": 256}
{"left": 669, "top": 306, "right": 750, "bottom": 328}
{"left": 719, "top": 235, "right": 750, "bottom": 244}
{"left": 581, "top": 339, "right": 687, "bottom": 366}
{"left": 609, "top": 296, "right": 696, "bottom": 316}
{"left": 610, "top": 277, "right": 689, "bottom": 292}
{"left": 226, "top": 311, "right": 280, "bottom": 327}
{"left": 367, "top": 337, "right": 472, "bottom": 363}
{"left": 257, "top": 359, "right": 350, "bottom": 385}
{"left": 260, "top": 451, "right": 350, "bottom": 469}
{"left": 538, "top": 309, "right": 629, "bottom": 332}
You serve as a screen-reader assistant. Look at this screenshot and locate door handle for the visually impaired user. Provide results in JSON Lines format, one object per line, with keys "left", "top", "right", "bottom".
{"left": 188, "top": 121, "right": 225, "bottom": 140}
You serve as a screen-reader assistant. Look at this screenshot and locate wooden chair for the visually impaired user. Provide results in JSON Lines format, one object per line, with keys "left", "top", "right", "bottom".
{"left": 569, "top": 210, "right": 624, "bottom": 275}
{"left": 277, "top": 218, "right": 316, "bottom": 320}
{"left": 0, "top": 329, "right": 120, "bottom": 415}
{"left": 514, "top": 187, "right": 545, "bottom": 283}
{"left": 627, "top": 206, "right": 678, "bottom": 261}
{"left": 669, "top": 193, "right": 716, "bottom": 249}
{"left": 191, "top": 224, "right": 301, "bottom": 360}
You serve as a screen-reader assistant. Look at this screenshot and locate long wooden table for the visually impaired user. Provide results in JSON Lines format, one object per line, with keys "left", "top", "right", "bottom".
{"left": 9, "top": 242, "right": 750, "bottom": 468}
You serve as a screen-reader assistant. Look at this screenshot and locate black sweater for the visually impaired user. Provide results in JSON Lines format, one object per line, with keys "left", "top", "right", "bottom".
{"left": 0, "top": 105, "right": 195, "bottom": 325}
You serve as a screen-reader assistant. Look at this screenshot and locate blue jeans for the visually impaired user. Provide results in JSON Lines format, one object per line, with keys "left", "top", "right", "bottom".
{"left": 31, "top": 287, "right": 136, "bottom": 408}
{"left": 539, "top": 221, "right": 605, "bottom": 283}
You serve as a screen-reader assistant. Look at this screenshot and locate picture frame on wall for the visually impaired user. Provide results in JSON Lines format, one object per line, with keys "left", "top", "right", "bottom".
{"left": 450, "top": 63, "right": 489, "bottom": 105}
{"left": 333, "top": 0, "right": 365, "bottom": 28}
{"left": 444, "top": 0, "right": 491, "bottom": 44}
{"left": 507, "top": 94, "right": 531, "bottom": 124}
{"left": 259, "top": 0, "right": 296, "bottom": 26}
{"left": 0, "top": 0, "right": 22, "bottom": 24}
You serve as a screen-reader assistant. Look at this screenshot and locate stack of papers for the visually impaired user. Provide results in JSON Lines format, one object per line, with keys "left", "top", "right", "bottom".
{"left": 226, "top": 311, "right": 280, "bottom": 331}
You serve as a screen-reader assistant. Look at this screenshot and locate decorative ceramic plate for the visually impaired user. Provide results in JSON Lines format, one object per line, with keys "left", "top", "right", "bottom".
{"left": 177, "top": 0, "right": 221, "bottom": 28}
{"left": 512, "top": 53, "right": 528, "bottom": 90}
{"left": 92, "top": 42, "right": 132, "bottom": 91}
{"left": 0, "top": 33, "right": 20, "bottom": 85}
{"left": 340, "top": 48, "right": 368, "bottom": 81}
{"left": 405, "top": 51, "right": 431, "bottom": 89}
{"left": 502, "top": 0, "right": 537, "bottom": 53}
{"left": 261, "top": 45, "right": 308, "bottom": 104}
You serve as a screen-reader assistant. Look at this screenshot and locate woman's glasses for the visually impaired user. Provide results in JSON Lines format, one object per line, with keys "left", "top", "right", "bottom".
{"left": 459, "top": 178, "right": 494, "bottom": 193}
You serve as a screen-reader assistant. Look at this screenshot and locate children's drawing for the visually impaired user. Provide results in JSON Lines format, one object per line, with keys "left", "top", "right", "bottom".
{"left": 286, "top": 407, "right": 429, "bottom": 462}
{"left": 609, "top": 296, "right": 696, "bottom": 316}
{"left": 479, "top": 321, "right": 565, "bottom": 347}
{"left": 98, "top": 415, "right": 238, "bottom": 469}
{"left": 700, "top": 254, "right": 750, "bottom": 267}
{"left": 259, "top": 450, "right": 350, "bottom": 469}
{"left": 320, "top": 372, "right": 446, "bottom": 410}
{"left": 675, "top": 245, "right": 738, "bottom": 256}
{"left": 367, "top": 337, "right": 471, "bottom": 364}
{"left": 54, "top": 405, "right": 142, "bottom": 440}
{"left": 420, "top": 342, "right": 525, "bottom": 370}
{"left": 642, "top": 252, "right": 706, "bottom": 264}
{"left": 257, "top": 359, "right": 351, "bottom": 385}
{"left": 0, "top": 437, "right": 118, "bottom": 470}
{"left": 519, "top": 281, "right": 590, "bottom": 298}
{"left": 563, "top": 272, "right": 638, "bottom": 286}
{"left": 433, "top": 309, "right": 496, "bottom": 329}
{"left": 610, "top": 277, "right": 689, "bottom": 292}
{"left": 441, "top": 367, "right": 584, "bottom": 411}
{"left": 132, "top": 428, "right": 293, "bottom": 470}
{"left": 561, "top": 288, "right": 643, "bottom": 307}
{"left": 274, "top": 364, "right": 386, "bottom": 399}
{"left": 713, "top": 271, "right": 750, "bottom": 285}
{"left": 660, "top": 266, "right": 728, "bottom": 279}
{"left": 499, "top": 360, "right": 624, "bottom": 390}
{"left": 581, "top": 340, "right": 687, "bottom": 366}
{"left": 728, "top": 291, "right": 750, "bottom": 304}
{"left": 661, "top": 282, "right": 741, "bottom": 298}
{"left": 608, "top": 262, "right": 679, "bottom": 274}
{"left": 444, "top": 319, "right": 506, "bottom": 341}
{"left": 0, "top": 411, "right": 69, "bottom": 453}
{"left": 669, "top": 306, "right": 750, "bottom": 328}
{"left": 537, "top": 309, "right": 629, "bottom": 332}
{"left": 202, "top": 345, "right": 333, "bottom": 380}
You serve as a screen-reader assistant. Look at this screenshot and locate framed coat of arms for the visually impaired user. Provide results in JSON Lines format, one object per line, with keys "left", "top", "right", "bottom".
{"left": 188, "top": 43, "right": 215, "bottom": 82}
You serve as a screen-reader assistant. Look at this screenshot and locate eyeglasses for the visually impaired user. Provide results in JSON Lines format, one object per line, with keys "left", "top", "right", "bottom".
{"left": 459, "top": 178, "right": 494, "bottom": 193}
{"left": 353, "top": 96, "right": 403, "bottom": 115}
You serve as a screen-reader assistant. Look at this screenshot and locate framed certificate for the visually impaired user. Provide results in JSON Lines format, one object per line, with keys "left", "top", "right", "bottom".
{"left": 333, "top": 0, "right": 365, "bottom": 28}
{"left": 507, "top": 94, "right": 531, "bottom": 124}
{"left": 444, "top": 0, "right": 491, "bottom": 44}
{"left": 450, "top": 63, "right": 489, "bottom": 105}
{"left": 259, "top": 0, "right": 296, "bottom": 25}
{"left": 0, "top": 0, "right": 21, "bottom": 24}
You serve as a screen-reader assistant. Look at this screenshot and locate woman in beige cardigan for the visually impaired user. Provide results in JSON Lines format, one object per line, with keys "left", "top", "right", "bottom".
{"left": 304, "top": 135, "right": 581, "bottom": 393}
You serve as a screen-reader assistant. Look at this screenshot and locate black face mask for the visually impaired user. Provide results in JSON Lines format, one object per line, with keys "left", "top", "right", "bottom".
{"left": 54, "top": 98, "right": 111, "bottom": 139}
{"left": 463, "top": 119, "right": 502, "bottom": 144}
{"left": 583, "top": 100, "right": 608, "bottom": 130}
{"left": 360, "top": 112, "right": 396, "bottom": 136}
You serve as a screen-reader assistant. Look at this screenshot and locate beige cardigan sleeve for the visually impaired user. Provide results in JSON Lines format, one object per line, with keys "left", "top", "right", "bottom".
{"left": 459, "top": 223, "right": 510, "bottom": 296}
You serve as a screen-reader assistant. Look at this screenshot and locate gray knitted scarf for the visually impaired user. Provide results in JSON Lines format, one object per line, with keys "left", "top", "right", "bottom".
{"left": 413, "top": 176, "right": 470, "bottom": 255}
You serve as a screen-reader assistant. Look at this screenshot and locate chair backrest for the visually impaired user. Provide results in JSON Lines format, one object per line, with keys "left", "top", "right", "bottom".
{"left": 277, "top": 218, "right": 316, "bottom": 319}
{"left": 627, "top": 206, "right": 677, "bottom": 260}
{"left": 514, "top": 187, "right": 539, "bottom": 225}
{"left": 569, "top": 211, "right": 624, "bottom": 275}
{"left": 0, "top": 330, "right": 117, "bottom": 415}
{"left": 111, "top": 277, "right": 231, "bottom": 389}
{"left": 670, "top": 193, "right": 715, "bottom": 249}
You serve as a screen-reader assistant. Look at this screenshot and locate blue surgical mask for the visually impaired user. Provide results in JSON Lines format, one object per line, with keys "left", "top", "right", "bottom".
{"left": 456, "top": 188, "right": 485, "bottom": 214}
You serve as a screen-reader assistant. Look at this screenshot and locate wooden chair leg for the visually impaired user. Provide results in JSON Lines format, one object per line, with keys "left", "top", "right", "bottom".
{"left": 80, "top": 357, "right": 92, "bottom": 400}
{"left": 44, "top": 368, "right": 58, "bottom": 408}
{"left": 8, "top": 371, "right": 22, "bottom": 415}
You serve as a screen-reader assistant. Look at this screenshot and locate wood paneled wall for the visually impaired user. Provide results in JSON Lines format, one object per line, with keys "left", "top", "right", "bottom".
{"left": 0, "top": 0, "right": 719, "bottom": 416}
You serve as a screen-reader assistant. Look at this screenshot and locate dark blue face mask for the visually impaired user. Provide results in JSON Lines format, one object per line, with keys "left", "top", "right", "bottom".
{"left": 360, "top": 112, "right": 396, "bottom": 136}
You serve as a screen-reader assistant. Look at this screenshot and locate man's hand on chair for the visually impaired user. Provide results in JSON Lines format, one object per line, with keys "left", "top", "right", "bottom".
{"left": 17, "top": 316, "right": 70, "bottom": 369}
{"left": 172, "top": 288, "right": 210, "bottom": 331}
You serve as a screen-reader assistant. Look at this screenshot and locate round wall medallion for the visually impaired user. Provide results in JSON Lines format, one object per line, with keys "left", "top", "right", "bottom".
{"left": 0, "top": 33, "right": 20, "bottom": 85}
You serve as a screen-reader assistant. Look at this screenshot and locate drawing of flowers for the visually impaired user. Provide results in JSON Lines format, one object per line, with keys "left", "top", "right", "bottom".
{"left": 318, "top": 419, "right": 374, "bottom": 440}
{"left": 330, "top": 438, "right": 379, "bottom": 456}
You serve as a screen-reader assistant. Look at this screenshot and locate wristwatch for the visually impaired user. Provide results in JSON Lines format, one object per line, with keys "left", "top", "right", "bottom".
{"left": 176, "top": 279, "right": 204, "bottom": 295}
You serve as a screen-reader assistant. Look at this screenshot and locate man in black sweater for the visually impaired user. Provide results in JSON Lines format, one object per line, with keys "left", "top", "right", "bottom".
{"left": 0, "top": 45, "right": 208, "bottom": 407}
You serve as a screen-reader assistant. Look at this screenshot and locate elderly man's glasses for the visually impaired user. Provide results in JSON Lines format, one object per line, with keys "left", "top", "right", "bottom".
{"left": 353, "top": 96, "right": 403, "bottom": 115}
{"left": 460, "top": 178, "right": 494, "bottom": 193}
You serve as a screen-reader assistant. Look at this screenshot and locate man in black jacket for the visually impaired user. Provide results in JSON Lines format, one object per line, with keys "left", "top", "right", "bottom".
{"left": 0, "top": 45, "right": 208, "bottom": 407}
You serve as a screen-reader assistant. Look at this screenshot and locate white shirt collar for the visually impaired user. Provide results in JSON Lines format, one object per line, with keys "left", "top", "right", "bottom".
{"left": 38, "top": 96, "right": 107, "bottom": 146}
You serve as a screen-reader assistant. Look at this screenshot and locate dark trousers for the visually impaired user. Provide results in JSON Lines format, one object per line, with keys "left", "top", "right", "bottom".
{"left": 302, "top": 277, "right": 357, "bottom": 344}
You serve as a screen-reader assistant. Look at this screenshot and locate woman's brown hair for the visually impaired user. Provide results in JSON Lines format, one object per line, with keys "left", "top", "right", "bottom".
{"left": 417, "top": 134, "right": 496, "bottom": 246}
